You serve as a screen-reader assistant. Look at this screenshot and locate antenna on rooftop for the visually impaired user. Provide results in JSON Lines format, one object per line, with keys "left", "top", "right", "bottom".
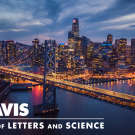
{"left": 82, "top": 26, "right": 83, "bottom": 37}
{"left": 36, "top": 32, "right": 38, "bottom": 38}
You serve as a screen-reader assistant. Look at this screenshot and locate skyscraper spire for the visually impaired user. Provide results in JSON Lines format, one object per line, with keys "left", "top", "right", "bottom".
{"left": 72, "top": 18, "right": 79, "bottom": 38}
{"left": 82, "top": 26, "right": 83, "bottom": 37}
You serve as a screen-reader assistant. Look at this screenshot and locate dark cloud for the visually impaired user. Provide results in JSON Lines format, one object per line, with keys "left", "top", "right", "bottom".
{"left": 0, "top": 0, "right": 134, "bottom": 45}
{"left": 86, "top": 0, "right": 135, "bottom": 23}
{"left": 130, "top": 25, "right": 135, "bottom": 27}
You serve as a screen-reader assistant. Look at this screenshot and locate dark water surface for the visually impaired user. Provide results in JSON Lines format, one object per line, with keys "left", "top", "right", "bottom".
{"left": 0, "top": 81, "right": 135, "bottom": 135}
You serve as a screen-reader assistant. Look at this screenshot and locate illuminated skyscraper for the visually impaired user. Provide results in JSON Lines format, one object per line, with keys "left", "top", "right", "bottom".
{"left": 87, "top": 42, "right": 93, "bottom": 60}
{"left": 68, "top": 18, "right": 79, "bottom": 50}
{"left": 81, "top": 36, "right": 90, "bottom": 59}
{"left": 108, "top": 48, "right": 118, "bottom": 68}
{"left": 32, "top": 38, "right": 40, "bottom": 67}
{"left": 72, "top": 18, "right": 79, "bottom": 38}
{"left": 126, "top": 45, "right": 131, "bottom": 66}
{"left": 107, "top": 34, "right": 113, "bottom": 44}
{"left": 0, "top": 41, "right": 5, "bottom": 58}
{"left": 32, "top": 37, "right": 39, "bottom": 49}
{"left": 0, "top": 41, "right": 5, "bottom": 66}
{"left": 74, "top": 37, "right": 82, "bottom": 56}
{"left": 118, "top": 38, "right": 127, "bottom": 56}
{"left": 131, "top": 38, "right": 135, "bottom": 66}
{"left": 91, "top": 54, "right": 102, "bottom": 69}
{"left": 115, "top": 37, "right": 119, "bottom": 45}
{"left": 5, "top": 40, "right": 16, "bottom": 64}
{"left": 68, "top": 31, "right": 74, "bottom": 49}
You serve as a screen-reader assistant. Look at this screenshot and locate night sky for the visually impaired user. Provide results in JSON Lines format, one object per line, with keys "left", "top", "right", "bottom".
{"left": 0, "top": 0, "right": 135, "bottom": 45}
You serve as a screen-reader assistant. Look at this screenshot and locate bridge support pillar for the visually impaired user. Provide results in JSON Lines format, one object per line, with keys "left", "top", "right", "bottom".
{"left": 33, "top": 39, "right": 59, "bottom": 115}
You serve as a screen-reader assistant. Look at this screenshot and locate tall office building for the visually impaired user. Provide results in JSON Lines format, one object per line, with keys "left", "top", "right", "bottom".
{"left": 91, "top": 54, "right": 102, "bottom": 69}
{"left": 115, "top": 37, "right": 119, "bottom": 45}
{"left": 68, "top": 18, "right": 79, "bottom": 50}
{"left": 32, "top": 37, "right": 40, "bottom": 67}
{"left": 87, "top": 42, "right": 93, "bottom": 60}
{"left": 74, "top": 37, "right": 82, "bottom": 56}
{"left": 32, "top": 37, "right": 39, "bottom": 49}
{"left": 107, "top": 34, "right": 113, "bottom": 44}
{"left": 5, "top": 40, "right": 16, "bottom": 64}
{"left": 0, "top": 41, "right": 5, "bottom": 66}
{"left": 81, "top": 36, "right": 90, "bottom": 59}
{"left": 38, "top": 43, "right": 45, "bottom": 67}
{"left": 131, "top": 38, "right": 135, "bottom": 66}
{"left": 126, "top": 45, "right": 131, "bottom": 66}
{"left": 0, "top": 41, "right": 5, "bottom": 57}
{"left": 68, "top": 31, "right": 74, "bottom": 49}
{"left": 118, "top": 38, "right": 127, "bottom": 56}
{"left": 72, "top": 18, "right": 79, "bottom": 38}
{"left": 108, "top": 48, "right": 118, "bottom": 68}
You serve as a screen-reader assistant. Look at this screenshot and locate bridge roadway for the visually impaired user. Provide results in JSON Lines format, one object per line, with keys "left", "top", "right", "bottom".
{"left": 0, "top": 66, "right": 135, "bottom": 108}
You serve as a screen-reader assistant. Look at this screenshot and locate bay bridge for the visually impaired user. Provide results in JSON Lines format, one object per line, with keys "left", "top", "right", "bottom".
{"left": 0, "top": 66, "right": 135, "bottom": 110}
{"left": 0, "top": 39, "right": 135, "bottom": 115}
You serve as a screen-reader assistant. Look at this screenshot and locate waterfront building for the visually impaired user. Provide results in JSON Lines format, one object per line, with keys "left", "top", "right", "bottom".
{"left": 117, "top": 65, "right": 129, "bottom": 75}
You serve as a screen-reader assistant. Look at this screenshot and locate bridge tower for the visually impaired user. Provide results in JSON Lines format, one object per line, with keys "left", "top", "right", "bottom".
{"left": 33, "top": 39, "right": 59, "bottom": 115}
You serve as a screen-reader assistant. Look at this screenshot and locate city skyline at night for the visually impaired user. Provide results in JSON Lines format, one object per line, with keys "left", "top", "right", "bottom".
{"left": 0, "top": 1, "right": 135, "bottom": 135}
{"left": 0, "top": 0, "right": 135, "bottom": 45}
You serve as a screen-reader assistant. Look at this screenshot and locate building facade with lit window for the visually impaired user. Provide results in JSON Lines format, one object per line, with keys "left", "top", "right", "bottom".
{"left": 81, "top": 36, "right": 90, "bottom": 60}
{"left": 101, "top": 42, "right": 113, "bottom": 50}
{"left": 117, "top": 65, "right": 129, "bottom": 75}
{"left": 0, "top": 41, "right": 5, "bottom": 66}
{"left": 0, "top": 41, "right": 5, "bottom": 58}
{"left": 91, "top": 54, "right": 102, "bottom": 69}
{"left": 32, "top": 38, "right": 40, "bottom": 67}
{"left": 107, "top": 34, "right": 113, "bottom": 44}
{"left": 87, "top": 43, "right": 93, "bottom": 60}
{"left": 74, "top": 37, "right": 82, "bottom": 57}
{"left": 93, "top": 42, "right": 102, "bottom": 55}
{"left": 72, "top": 18, "right": 79, "bottom": 38}
{"left": 131, "top": 38, "right": 135, "bottom": 67}
{"left": 71, "top": 55, "right": 87, "bottom": 74}
{"left": 126, "top": 45, "right": 131, "bottom": 66}
{"left": 117, "top": 38, "right": 127, "bottom": 57}
{"left": 115, "top": 37, "right": 119, "bottom": 46}
{"left": 5, "top": 40, "right": 16, "bottom": 64}
{"left": 68, "top": 31, "right": 74, "bottom": 49}
{"left": 108, "top": 48, "right": 118, "bottom": 68}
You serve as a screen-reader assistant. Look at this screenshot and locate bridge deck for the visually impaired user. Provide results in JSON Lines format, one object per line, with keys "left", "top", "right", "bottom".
{"left": 0, "top": 67, "right": 135, "bottom": 102}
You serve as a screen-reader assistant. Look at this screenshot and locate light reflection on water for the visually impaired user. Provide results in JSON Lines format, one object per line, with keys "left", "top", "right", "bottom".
{"left": 0, "top": 82, "right": 135, "bottom": 135}
{"left": 89, "top": 79, "right": 135, "bottom": 96}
